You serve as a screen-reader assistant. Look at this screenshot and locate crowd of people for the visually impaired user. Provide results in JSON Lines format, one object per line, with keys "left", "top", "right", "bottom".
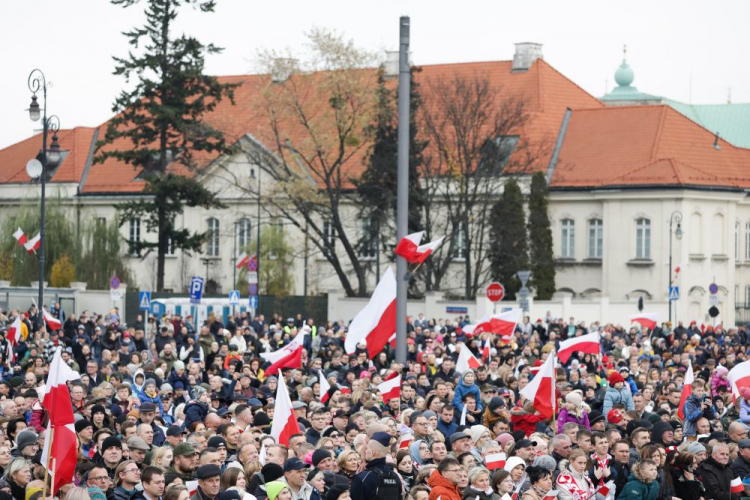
{"left": 0, "top": 305, "right": 749, "bottom": 500}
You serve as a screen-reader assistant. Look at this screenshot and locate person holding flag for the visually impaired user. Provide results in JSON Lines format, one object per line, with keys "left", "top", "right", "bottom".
{"left": 682, "top": 379, "right": 716, "bottom": 439}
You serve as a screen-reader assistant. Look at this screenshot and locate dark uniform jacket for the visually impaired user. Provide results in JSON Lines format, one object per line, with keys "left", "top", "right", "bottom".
{"left": 350, "top": 457, "right": 403, "bottom": 500}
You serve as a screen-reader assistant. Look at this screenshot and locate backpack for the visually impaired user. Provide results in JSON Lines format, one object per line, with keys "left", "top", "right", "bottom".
{"left": 370, "top": 466, "right": 400, "bottom": 499}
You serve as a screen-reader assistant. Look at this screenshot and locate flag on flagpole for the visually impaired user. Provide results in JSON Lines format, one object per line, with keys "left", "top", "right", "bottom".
{"left": 264, "top": 346, "right": 302, "bottom": 376}
{"left": 728, "top": 360, "right": 750, "bottom": 401}
{"left": 557, "top": 332, "right": 601, "bottom": 363}
{"left": 519, "top": 353, "right": 557, "bottom": 419}
{"left": 42, "top": 308, "right": 62, "bottom": 331}
{"left": 344, "top": 268, "right": 396, "bottom": 359}
{"left": 12, "top": 228, "right": 27, "bottom": 246}
{"left": 269, "top": 375, "right": 301, "bottom": 446}
{"left": 460, "top": 404, "right": 467, "bottom": 426}
{"left": 236, "top": 253, "right": 250, "bottom": 269}
{"left": 483, "top": 337, "right": 491, "bottom": 363}
{"left": 319, "top": 371, "right": 332, "bottom": 403}
{"left": 456, "top": 344, "right": 482, "bottom": 373}
{"left": 24, "top": 233, "right": 40, "bottom": 254}
{"left": 5, "top": 315, "right": 21, "bottom": 363}
{"left": 463, "top": 309, "right": 522, "bottom": 337}
{"left": 394, "top": 231, "right": 445, "bottom": 264}
{"left": 628, "top": 312, "right": 659, "bottom": 330}
{"left": 378, "top": 373, "right": 401, "bottom": 403}
{"left": 258, "top": 444, "right": 267, "bottom": 465}
{"left": 677, "top": 360, "right": 694, "bottom": 420}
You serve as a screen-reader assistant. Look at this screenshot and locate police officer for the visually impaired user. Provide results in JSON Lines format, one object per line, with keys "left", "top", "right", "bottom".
{"left": 350, "top": 432, "right": 402, "bottom": 500}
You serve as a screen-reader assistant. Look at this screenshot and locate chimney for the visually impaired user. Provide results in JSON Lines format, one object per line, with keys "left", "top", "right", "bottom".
{"left": 384, "top": 50, "right": 413, "bottom": 79}
{"left": 512, "top": 42, "right": 543, "bottom": 71}
{"left": 270, "top": 58, "right": 297, "bottom": 83}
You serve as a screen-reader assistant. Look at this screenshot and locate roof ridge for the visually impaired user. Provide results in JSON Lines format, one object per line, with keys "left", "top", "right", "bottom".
{"left": 667, "top": 158, "right": 685, "bottom": 185}
{"left": 535, "top": 59, "right": 603, "bottom": 108}
{"left": 650, "top": 106, "right": 668, "bottom": 161}
{"left": 605, "top": 157, "right": 676, "bottom": 184}
{"left": 668, "top": 157, "right": 722, "bottom": 180}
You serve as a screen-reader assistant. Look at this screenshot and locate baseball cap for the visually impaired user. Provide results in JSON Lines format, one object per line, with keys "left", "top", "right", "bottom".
{"left": 370, "top": 432, "right": 391, "bottom": 448}
{"left": 139, "top": 402, "right": 156, "bottom": 413}
{"left": 450, "top": 432, "right": 471, "bottom": 445}
{"left": 739, "top": 439, "right": 750, "bottom": 449}
{"left": 166, "top": 425, "right": 183, "bottom": 437}
{"left": 515, "top": 439, "right": 537, "bottom": 449}
{"left": 207, "top": 436, "right": 227, "bottom": 449}
{"left": 173, "top": 442, "right": 198, "bottom": 457}
{"left": 284, "top": 457, "right": 307, "bottom": 472}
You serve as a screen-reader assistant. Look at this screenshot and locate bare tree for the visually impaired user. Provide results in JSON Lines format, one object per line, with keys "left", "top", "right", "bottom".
{"left": 419, "top": 73, "right": 549, "bottom": 299}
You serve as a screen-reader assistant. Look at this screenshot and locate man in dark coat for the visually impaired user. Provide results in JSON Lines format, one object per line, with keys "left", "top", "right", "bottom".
{"left": 731, "top": 439, "right": 750, "bottom": 480}
{"left": 698, "top": 443, "right": 740, "bottom": 500}
{"left": 350, "top": 432, "right": 402, "bottom": 500}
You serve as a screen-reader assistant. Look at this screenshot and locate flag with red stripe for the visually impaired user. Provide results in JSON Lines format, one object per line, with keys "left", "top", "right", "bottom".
{"left": 394, "top": 231, "right": 445, "bottom": 264}
{"left": 264, "top": 346, "right": 302, "bottom": 376}
{"left": 344, "top": 268, "right": 396, "bottom": 359}
{"left": 677, "top": 360, "right": 694, "bottom": 420}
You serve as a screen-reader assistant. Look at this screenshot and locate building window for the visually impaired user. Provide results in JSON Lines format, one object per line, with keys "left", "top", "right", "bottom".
{"left": 360, "top": 218, "right": 377, "bottom": 260}
{"left": 323, "top": 220, "right": 335, "bottom": 257}
{"left": 561, "top": 219, "right": 575, "bottom": 259}
{"left": 736, "top": 221, "right": 741, "bottom": 260}
{"left": 452, "top": 222, "right": 467, "bottom": 260}
{"left": 97, "top": 217, "right": 107, "bottom": 228}
{"left": 588, "top": 219, "right": 603, "bottom": 259}
{"left": 636, "top": 218, "right": 651, "bottom": 259}
{"left": 207, "top": 218, "right": 220, "bottom": 257}
{"left": 237, "top": 218, "right": 251, "bottom": 254}
{"left": 745, "top": 223, "right": 750, "bottom": 261}
{"left": 128, "top": 218, "right": 141, "bottom": 256}
{"left": 746, "top": 285, "right": 750, "bottom": 307}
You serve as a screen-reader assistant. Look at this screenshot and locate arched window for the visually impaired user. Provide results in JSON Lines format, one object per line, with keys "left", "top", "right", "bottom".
{"left": 635, "top": 218, "right": 651, "bottom": 259}
{"left": 588, "top": 219, "right": 603, "bottom": 258}
{"left": 561, "top": 219, "right": 575, "bottom": 258}
{"left": 207, "top": 217, "right": 220, "bottom": 257}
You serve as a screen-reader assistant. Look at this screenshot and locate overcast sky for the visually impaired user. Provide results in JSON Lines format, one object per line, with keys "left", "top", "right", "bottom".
{"left": 1, "top": 0, "right": 748, "bottom": 150}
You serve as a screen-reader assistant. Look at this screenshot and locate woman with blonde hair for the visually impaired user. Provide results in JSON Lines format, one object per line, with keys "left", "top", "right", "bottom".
{"left": 462, "top": 466, "right": 494, "bottom": 500}
{"left": 65, "top": 487, "right": 91, "bottom": 500}
{"left": 556, "top": 449, "right": 594, "bottom": 500}
{"left": 336, "top": 449, "right": 361, "bottom": 482}
{"left": 2, "top": 457, "right": 31, "bottom": 500}
{"left": 150, "top": 446, "right": 173, "bottom": 470}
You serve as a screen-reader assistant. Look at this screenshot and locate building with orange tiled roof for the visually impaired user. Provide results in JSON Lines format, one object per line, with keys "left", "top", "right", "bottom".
{"left": 1, "top": 43, "right": 749, "bottom": 326}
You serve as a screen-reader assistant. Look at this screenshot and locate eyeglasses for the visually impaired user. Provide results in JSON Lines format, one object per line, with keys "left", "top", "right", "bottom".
{"left": 444, "top": 469, "right": 460, "bottom": 473}
{"left": 125, "top": 468, "right": 141, "bottom": 474}
{"left": 89, "top": 476, "right": 110, "bottom": 482}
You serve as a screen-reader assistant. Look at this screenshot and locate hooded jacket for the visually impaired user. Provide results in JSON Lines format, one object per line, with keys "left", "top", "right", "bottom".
{"left": 510, "top": 406, "right": 547, "bottom": 438}
{"left": 428, "top": 468, "right": 462, "bottom": 500}
{"left": 452, "top": 371, "right": 483, "bottom": 413}
{"left": 651, "top": 421, "right": 674, "bottom": 446}
{"left": 602, "top": 386, "right": 634, "bottom": 415}
{"left": 683, "top": 393, "right": 716, "bottom": 437}
{"left": 617, "top": 466, "right": 659, "bottom": 500}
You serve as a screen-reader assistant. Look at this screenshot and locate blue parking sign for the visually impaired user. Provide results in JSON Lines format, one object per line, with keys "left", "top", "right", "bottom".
{"left": 190, "top": 277, "right": 204, "bottom": 305}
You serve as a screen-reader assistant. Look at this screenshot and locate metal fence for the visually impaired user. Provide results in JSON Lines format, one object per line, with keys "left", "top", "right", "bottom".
{"left": 735, "top": 304, "right": 750, "bottom": 326}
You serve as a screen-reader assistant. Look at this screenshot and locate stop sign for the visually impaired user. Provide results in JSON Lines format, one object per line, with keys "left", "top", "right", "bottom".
{"left": 486, "top": 282, "right": 505, "bottom": 302}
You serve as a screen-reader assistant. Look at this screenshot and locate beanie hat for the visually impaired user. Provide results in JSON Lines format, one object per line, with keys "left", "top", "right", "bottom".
{"left": 496, "top": 432, "right": 514, "bottom": 448}
{"left": 565, "top": 391, "right": 582, "bottom": 407}
{"left": 261, "top": 463, "right": 284, "bottom": 483}
{"left": 326, "top": 484, "right": 349, "bottom": 500}
{"left": 461, "top": 370, "right": 475, "bottom": 383}
{"left": 193, "top": 386, "right": 207, "bottom": 399}
{"left": 470, "top": 425, "right": 490, "bottom": 444}
{"left": 254, "top": 412, "right": 271, "bottom": 427}
{"left": 91, "top": 404, "right": 107, "bottom": 416}
{"left": 607, "top": 409, "right": 623, "bottom": 424}
{"left": 489, "top": 396, "right": 505, "bottom": 413}
{"left": 716, "top": 366, "right": 728, "bottom": 377}
{"left": 75, "top": 419, "right": 93, "bottom": 433}
{"left": 101, "top": 436, "right": 122, "bottom": 453}
{"left": 26, "top": 487, "right": 43, "bottom": 500}
{"left": 16, "top": 430, "right": 38, "bottom": 451}
{"left": 532, "top": 455, "right": 557, "bottom": 472}
{"left": 265, "top": 481, "right": 289, "bottom": 500}
{"left": 312, "top": 449, "right": 332, "bottom": 467}
{"left": 609, "top": 372, "right": 625, "bottom": 386}
{"left": 144, "top": 378, "right": 156, "bottom": 387}
{"left": 87, "top": 487, "right": 107, "bottom": 500}
{"left": 686, "top": 442, "right": 706, "bottom": 455}
{"left": 173, "top": 360, "right": 185, "bottom": 372}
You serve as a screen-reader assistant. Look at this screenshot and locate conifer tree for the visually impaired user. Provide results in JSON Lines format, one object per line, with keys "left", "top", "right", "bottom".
{"left": 527, "top": 172, "right": 556, "bottom": 299}
{"left": 489, "top": 178, "right": 528, "bottom": 299}
{"left": 95, "top": 0, "right": 236, "bottom": 291}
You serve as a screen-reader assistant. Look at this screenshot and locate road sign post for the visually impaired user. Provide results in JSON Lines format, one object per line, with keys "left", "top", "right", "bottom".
{"left": 139, "top": 291, "right": 151, "bottom": 333}
{"left": 190, "top": 277, "right": 204, "bottom": 305}
{"left": 669, "top": 286, "right": 679, "bottom": 301}
{"left": 516, "top": 270, "right": 532, "bottom": 314}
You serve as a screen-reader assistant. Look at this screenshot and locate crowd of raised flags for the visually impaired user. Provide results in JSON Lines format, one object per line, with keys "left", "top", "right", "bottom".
{"left": 0, "top": 230, "right": 748, "bottom": 500}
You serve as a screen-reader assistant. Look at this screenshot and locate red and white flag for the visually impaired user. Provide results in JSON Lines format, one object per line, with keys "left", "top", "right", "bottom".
{"left": 236, "top": 253, "right": 250, "bottom": 269}
{"left": 399, "top": 434, "right": 413, "bottom": 449}
{"left": 378, "top": 372, "right": 401, "bottom": 403}
{"left": 40, "top": 346, "right": 80, "bottom": 495}
{"left": 344, "top": 267, "right": 396, "bottom": 359}
{"left": 463, "top": 309, "right": 522, "bottom": 337}
{"left": 629, "top": 312, "right": 659, "bottom": 330}
{"left": 394, "top": 231, "right": 445, "bottom": 264}
{"left": 186, "top": 481, "right": 199, "bottom": 497}
{"left": 260, "top": 330, "right": 308, "bottom": 364}
{"left": 12, "top": 228, "right": 27, "bottom": 246}
{"left": 483, "top": 337, "right": 491, "bottom": 363}
{"left": 270, "top": 374, "right": 301, "bottom": 446}
{"left": 456, "top": 344, "right": 482, "bottom": 373}
{"left": 24, "top": 233, "right": 40, "bottom": 254}
{"left": 5, "top": 315, "right": 21, "bottom": 363}
{"left": 485, "top": 452, "right": 507, "bottom": 470}
{"left": 557, "top": 332, "right": 601, "bottom": 363}
{"left": 519, "top": 353, "right": 557, "bottom": 419}
{"left": 319, "top": 371, "right": 332, "bottom": 403}
{"left": 677, "top": 360, "right": 694, "bottom": 420}
{"left": 729, "top": 360, "right": 750, "bottom": 401}
{"left": 264, "top": 346, "right": 302, "bottom": 376}
{"left": 459, "top": 404, "right": 467, "bottom": 426}
{"left": 597, "top": 480, "right": 615, "bottom": 497}
{"left": 43, "top": 308, "right": 62, "bottom": 331}
{"left": 731, "top": 477, "right": 744, "bottom": 494}
{"left": 543, "top": 490, "right": 559, "bottom": 500}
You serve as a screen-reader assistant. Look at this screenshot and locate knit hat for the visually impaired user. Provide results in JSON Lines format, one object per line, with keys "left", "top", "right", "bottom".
{"left": 532, "top": 455, "right": 557, "bottom": 472}
{"left": 173, "top": 360, "right": 185, "bottom": 371}
{"left": 16, "top": 430, "right": 38, "bottom": 452}
{"left": 260, "top": 463, "right": 284, "bottom": 483}
{"left": 266, "top": 481, "right": 289, "bottom": 500}
{"left": 26, "top": 487, "right": 43, "bottom": 500}
{"left": 686, "top": 442, "right": 706, "bottom": 455}
{"left": 489, "top": 396, "right": 506, "bottom": 413}
{"left": 101, "top": 436, "right": 122, "bottom": 453}
{"left": 312, "top": 449, "right": 332, "bottom": 467}
{"left": 461, "top": 369, "right": 475, "bottom": 382}
{"left": 588, "top": 410, "right": 604, "bottom": 426}
{"left": 608, "top": 372, "right": 625, "bottom": 386}
{"left": 87, "top": 487, "right": 107, "bottom": 500}
{"left": 565, "top": 391, "right": 582, "bottom": 407}
{"left": 470, "top": 425, "right": 490, "bottom": 444}
{"left": 496, "top": 432, "right": 514, "bottom": 448}
{"left": 75, "top": 419, "right": 93, "bottom": 433}
{"left": 326, "top": 484, "right": 349, "bottom": 500}
{"left": 91, "top": 404, "right": 107, "bottom": 416}
{"left": 144, "top": 378, "right": 157, "bottom": 388}
{"left": 607, "top": 409, "right": 624, "bottom": 424}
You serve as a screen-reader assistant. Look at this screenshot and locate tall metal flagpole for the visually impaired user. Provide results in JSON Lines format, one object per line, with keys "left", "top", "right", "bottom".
{"left": 395, "top": 16, "right": 410, "bottom": 364}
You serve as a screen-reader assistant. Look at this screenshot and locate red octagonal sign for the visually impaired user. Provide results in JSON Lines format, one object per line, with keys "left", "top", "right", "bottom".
{"left": 486, "top": 282, "right": 505, "bottom": 302}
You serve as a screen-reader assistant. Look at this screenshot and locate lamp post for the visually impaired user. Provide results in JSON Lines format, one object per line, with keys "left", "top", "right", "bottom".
{"left": 668, "top": 211, "right": 683, "bottom": 323}
{"left": 250, "top": 166, "right": 261, "bottom": 313}
{"left": 27, "top": 69, "right": 61, "bottom": 330}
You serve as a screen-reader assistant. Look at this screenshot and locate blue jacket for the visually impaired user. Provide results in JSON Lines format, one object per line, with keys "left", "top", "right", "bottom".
{"left": 602, "top": 386, "right": 634, "bottom": 415}
{"left": 437, "top": 419, "right": 458, "bottom": 441}
{"left": 740, "top": 399, "right": 750, "bottom": 425}
{"left": 452, "top": 380, "right": 483, "bottom": 413}
{"left": 683, "top": 394, "right": 716, "bottom": 436}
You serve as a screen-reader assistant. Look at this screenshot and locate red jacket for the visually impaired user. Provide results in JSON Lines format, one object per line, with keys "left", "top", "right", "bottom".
{"left": 428, "top": 469, "right": 461, "bottom": 500}
{"left": 510, "top": 407, "right": 547, "bottom": 437}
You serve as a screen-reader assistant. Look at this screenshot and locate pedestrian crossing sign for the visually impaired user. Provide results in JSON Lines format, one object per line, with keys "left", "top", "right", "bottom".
{"left": 139, "top": 291, "right": 151, "bottom": 311}
{"left": 229, "top": 290, "right": 240, "bottom": 305}
{"left": 669, "top": 286, "right": 679, "bottom": 301}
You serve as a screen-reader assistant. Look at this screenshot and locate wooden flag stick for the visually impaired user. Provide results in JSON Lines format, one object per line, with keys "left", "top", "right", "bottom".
{"left": 42, "top": 426, "right": 54, "bottom": 498}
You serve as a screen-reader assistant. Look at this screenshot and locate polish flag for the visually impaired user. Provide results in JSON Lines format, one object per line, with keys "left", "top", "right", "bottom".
{"left": 41, "top": 346, "right": 79, "bottom": 495}
{"left": 483, "top": 337, "right": 491, "bottom": 363}
{"left": 394, "top": 231, "right": 445, "bottom": 264}
{"left": 677, "top": 360, "right": 694, "bottom": 420}
{"left": 260, "top": 331, "right": 308, "bottom": 364}
{"left": 270, "top": 375, "right": 301, "bottom": 446}
{"left": 485, "top": 452, "right": 507, "bottom": 470}
{"left": 557, "top": 332, "right": 601, "bottom": 363}
{"left": 43, "top": 308, "right": 62, "bottom": 331}
{"left": 186, "top": 481, "right": 199, "bottom": 497}
{"left": 399, "top": 434, "right": 413, "bottom": 449}
{"left": 13, "top": 228, "right": 27, "bottom": 246}
{"left": 5, "top": 315, "right": 22, "bottom": 363}
{"left": 520, "top": 353, "right": 557, "bottom": 419}
{"left": 344, "top": 267, "right": 396, "bottom": 359}
{"left": 460, "top": 404, "right": 467, "bottom": 425}
{"left": 731, "top": 477, "right": 744, "bottom": 494}
{"left": 264, "top": 346, "right": 302, "bottom": 376}
{"left": 463, "top": 309, "right": 522, "bottom": 337}
{"left": 236, "top": 253, "right": 250, "bottom": 269}
{"left": 728, "top": 360, "right": 750, "bottom": 401}
{"left": 543, "top": 491, "right": 559, "bottom": 500}
{"left": 319, "top": 371, "right": 332, "bottom": 403}
{"left": 456, "top": 344, "right": 482, "bottom": 373}
{"left": 24, "top": 233, "right": 40, "bottom": 254}
{"left": 258, "top": 444, "right": 267, "bottom": 465}
{"left": 597, "top": 481, "right": 615, "bottom": 497}
{"left": 629, "top": 312, "right": 659, "bottom": 330}
{"left": 378, "top": 372, "right": 401, "bottom": 403}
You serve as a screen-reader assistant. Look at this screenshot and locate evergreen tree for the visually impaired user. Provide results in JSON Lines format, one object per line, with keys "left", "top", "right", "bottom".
{"left": 489, "top": 178, "right": 528, "bottom": 300}
{"left": 527, "top": 172, "right": 556, "bottom": 299}
{"left": 95, "top": 0, "right": 236, "bottom": 291}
